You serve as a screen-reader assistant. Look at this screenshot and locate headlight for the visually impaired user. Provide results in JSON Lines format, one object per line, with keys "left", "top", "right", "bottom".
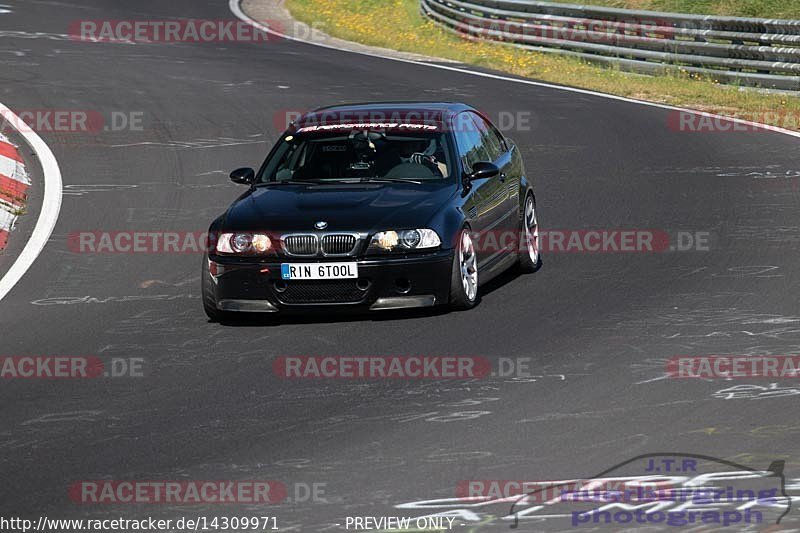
{"left": 232, "top": 234, "right": 252, "bottom": 253}
{"left": 369, "top": 229, "right": 441, "bottom": 252}
{"left": 216, "top": 232, "right": 273, "bottom": 255}
{"left": 400, "top": 230, "right": 421, "bottom": 248}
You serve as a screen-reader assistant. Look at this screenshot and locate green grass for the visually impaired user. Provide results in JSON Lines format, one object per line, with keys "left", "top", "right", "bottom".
{"left": 286, "top": 0, "right": 800, "bottom": 131}
{"left": 547, "top": 0, "right": 800, "bottom": 19}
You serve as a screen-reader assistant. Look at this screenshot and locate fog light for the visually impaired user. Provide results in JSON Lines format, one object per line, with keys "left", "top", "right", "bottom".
{"left": 395, "top": 278, "right": 411, "bottom": 294}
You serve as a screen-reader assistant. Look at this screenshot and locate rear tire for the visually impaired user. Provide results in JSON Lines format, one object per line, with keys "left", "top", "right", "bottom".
{"left": 449, "top": 228, "right": 479, "bottom": 310}
{"left": 518, "top": 194, "right": 542, "bottom": 273}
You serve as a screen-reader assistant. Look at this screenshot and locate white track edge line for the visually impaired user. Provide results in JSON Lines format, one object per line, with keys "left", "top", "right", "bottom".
{"left": 229, "top": 0, "right": 800, "bottom": 140}
{"left": 0, "top": 103, "right": 63, "bottom": 302}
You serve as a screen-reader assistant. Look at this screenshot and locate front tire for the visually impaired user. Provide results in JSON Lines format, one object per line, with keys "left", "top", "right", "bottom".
{"left": 518, "top": 194, "right": 542, "bottom": 273}
{"left": 449, "top": 228, "right": 479, "bottom": 310}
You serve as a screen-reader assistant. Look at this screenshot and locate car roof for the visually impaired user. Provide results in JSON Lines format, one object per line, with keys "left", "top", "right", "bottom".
{"left": 292, "top": 102, "right": 476, "bottom": 130}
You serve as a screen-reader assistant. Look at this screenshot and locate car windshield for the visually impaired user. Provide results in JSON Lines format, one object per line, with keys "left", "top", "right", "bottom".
{"left": 258, "top": 127, "right": 454, "bottom": 184}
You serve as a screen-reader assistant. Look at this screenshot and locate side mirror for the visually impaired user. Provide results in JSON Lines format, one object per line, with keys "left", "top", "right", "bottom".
{"left": 469, "top": 161, "right": 500, "bottom": 180}
{"left": 230, "top": 167, "right": 255, "bottom": 185}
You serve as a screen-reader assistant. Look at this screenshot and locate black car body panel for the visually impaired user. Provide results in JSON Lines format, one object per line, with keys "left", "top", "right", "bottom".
{"left": 221, "top": 182, "right": 459, "bottom": 234}
{"left": 210, "top": 251, "right": 453, "bottom": 312}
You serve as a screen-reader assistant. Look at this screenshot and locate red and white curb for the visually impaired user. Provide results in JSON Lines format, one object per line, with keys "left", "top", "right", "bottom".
{"left": 0, "top": 133, "right": 30, "bottom": 250}
{"left": 0, "top": 101, "right": 62, "bottom": 303}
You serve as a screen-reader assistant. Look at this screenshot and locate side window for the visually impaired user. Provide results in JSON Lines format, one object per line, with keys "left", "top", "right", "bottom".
{"left": 469, "top": 112, "right": 506, "bottom": 161}
{"left": 453, "top": 113, "right": 490, "bottom": 172}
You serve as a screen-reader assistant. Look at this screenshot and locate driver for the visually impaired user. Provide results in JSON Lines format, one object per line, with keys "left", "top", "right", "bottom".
{"left": 401, "top": 138, "right": 448, "bottom": 177}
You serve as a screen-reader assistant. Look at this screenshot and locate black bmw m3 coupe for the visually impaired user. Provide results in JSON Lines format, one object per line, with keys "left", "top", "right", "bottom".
{"left": 202, "top": 102, "right": 540, "bottom": 321}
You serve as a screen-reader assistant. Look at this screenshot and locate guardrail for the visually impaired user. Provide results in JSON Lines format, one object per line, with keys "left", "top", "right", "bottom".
{"left": 420, "top": 0, "right": 800, "bottom": 90}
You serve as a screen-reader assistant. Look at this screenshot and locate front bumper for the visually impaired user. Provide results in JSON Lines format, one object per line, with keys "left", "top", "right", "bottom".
{"left": 208, "top": 250, "right": 453, "bottom": 313}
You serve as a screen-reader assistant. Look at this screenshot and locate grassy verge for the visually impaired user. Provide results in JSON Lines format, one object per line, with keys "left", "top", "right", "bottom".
{"left": 547, "top": 0, "right": 800, "bottom": 19}
{"left": 285, "top": 0, "right": 800, "bottom": 131}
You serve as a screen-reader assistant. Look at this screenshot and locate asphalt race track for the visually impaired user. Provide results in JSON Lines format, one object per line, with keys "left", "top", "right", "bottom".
{"left": 1, "top": 0, "right": 800, "bottom": 530}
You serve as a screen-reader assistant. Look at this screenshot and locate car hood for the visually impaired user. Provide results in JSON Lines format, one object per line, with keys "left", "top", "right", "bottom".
{"left": 222, "top": 182, "right": 457, "bottom": 233}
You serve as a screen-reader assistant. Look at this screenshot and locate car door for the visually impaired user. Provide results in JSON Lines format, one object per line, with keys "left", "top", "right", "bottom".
{"left": 469, "top": 112, "right": 518, "bottom": 239}
{"left": 452, "top": 112, "right": 505, "bottom": 266}
{"left": 464, "top": 112, "right": 517, "bottom": 260}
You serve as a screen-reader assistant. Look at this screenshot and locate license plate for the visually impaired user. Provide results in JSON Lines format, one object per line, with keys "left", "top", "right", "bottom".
{"left": 281, "top": 262, "right": 358, "bottom": 280}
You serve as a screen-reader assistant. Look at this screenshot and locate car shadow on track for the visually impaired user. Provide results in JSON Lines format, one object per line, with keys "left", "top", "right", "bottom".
{"left": 213, "top": 262, "right": 532, "bottom": 327}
